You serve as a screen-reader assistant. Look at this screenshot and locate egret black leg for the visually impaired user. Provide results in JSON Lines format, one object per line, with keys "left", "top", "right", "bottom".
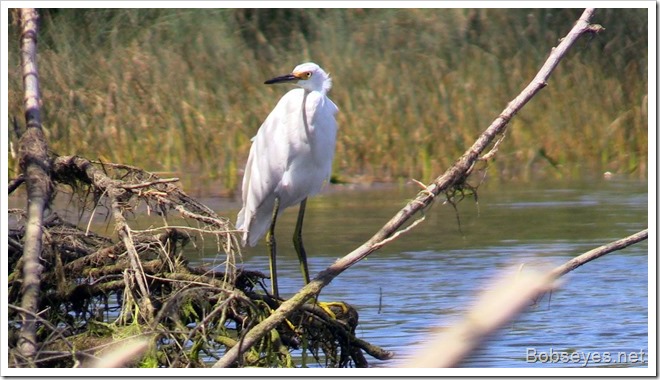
{"left": 292, "top": 198, "right": 345, "bottom": 320}
{"left": 293, "top": 198, "right": 311, "bottom": 284}
{"left": 266, "top": 197, "right": 281, "bottom": 298}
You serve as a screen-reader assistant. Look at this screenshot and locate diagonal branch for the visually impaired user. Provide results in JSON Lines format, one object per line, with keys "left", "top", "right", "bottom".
{"left": 213, "top": 8, "right": 601, "bottom": 368}
{"left": 405, "top": 229, "right": 648, "bottom": 368}
{"left": 550, "top": 229, "right": 648, "bottom": 278}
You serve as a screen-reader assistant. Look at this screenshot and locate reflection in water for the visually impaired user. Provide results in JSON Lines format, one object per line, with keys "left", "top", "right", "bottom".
{"left": 198, "top": 179, "right": 648, "bottom": 368}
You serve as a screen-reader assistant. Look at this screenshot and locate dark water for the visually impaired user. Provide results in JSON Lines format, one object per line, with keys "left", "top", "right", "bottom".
{"left": 195, "top": 178, "right": 648, "bottom": 368}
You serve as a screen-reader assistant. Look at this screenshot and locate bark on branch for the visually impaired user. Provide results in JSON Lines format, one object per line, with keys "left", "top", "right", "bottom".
{"left": 16, "top": 8, "right": 51, "bottom": 365}
{"left": 214, "top": 8, "right": 601, "bottom": 368}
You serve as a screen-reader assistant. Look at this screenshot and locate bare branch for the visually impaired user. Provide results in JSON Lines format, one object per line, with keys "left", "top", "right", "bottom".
{"left": 16, "top": 8, "right": 51, "bottom": 365}
{"left": 405, "top": 269, "right": 557, "bottom": 368}
{"left": 404, "top": 229, "right": 647, "bottom": 367}
{"left": 213, "top": 8, "right": 600, "bottom": 368}
{"left": 119, "top": 178, "right": 180, "bottom": 190}
{"left": 8, "top": 175, "right": 25, "bottom": 194}
{"left": 550, "top": 229, "right": 648, "bottom": 278}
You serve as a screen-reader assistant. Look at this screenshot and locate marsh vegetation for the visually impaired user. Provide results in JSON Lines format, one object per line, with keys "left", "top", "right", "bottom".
{"left": 7, "top": 9, "right": 648, "bottom": 194}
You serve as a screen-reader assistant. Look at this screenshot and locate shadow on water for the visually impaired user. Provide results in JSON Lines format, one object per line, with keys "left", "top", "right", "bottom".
{"left": 196, "top": 178, "right": 649, "bottom": 368}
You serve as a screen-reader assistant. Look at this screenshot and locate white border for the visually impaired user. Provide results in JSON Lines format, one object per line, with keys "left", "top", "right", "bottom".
{"left": 2, "top": 1, "right": 655, "bottom": 377}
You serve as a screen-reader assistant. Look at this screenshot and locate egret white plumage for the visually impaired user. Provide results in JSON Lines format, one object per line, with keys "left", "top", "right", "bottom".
{"left": 236, "top": 62, "right": 338, "bottom": 297}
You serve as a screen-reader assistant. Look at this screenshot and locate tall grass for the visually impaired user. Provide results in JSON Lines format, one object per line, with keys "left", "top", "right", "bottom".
{"left": 7, "top": 9, "right": 648, "bottom": 195}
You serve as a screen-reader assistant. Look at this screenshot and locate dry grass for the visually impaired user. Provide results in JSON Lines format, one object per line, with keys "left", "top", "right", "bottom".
{"left": 7, "top": 9, "right": 648, "bottom": 195}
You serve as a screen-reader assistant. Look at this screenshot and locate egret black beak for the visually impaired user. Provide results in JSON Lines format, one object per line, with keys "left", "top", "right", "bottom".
{"left": 264, "top": 73, "right": 301, "bottom": 85}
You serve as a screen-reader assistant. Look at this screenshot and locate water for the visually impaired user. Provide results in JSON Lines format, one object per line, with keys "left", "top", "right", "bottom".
{"left": 197, "top": 178, "right": 649, "bottom": 368}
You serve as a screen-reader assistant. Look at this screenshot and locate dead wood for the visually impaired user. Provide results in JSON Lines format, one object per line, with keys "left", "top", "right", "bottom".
{"left": 16, "top": 8, "right": 51, "bottom": 365}
{"left": 8, "top": 153, "right": 388, "bottom": 368}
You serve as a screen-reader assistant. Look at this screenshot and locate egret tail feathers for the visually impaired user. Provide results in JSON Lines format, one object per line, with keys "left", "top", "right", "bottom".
{"left": 235, "top": 206, "right": 273, "bottom": 247}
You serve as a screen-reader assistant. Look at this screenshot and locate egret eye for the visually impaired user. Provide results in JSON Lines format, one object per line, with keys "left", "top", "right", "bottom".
{"left": 305, "top": 72, "right": 312, "bottom": 78}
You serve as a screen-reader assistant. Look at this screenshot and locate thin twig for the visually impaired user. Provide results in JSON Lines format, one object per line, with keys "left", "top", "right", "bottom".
{"left": 8, "top": 304, "right": 76, "bottom": 353}
{"left": 132, "top": 225, "right": 238, "bottom": 236}
{"left": 371, "top": 216, "right": 426, "bottom": 251}
{"left": 120, "top": 178, "right": 180, "bottom": 190}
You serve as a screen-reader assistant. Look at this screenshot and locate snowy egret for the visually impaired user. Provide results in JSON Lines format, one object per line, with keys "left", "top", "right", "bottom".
{"left": 236, "top": 62, "right": 338, "bottom": 297}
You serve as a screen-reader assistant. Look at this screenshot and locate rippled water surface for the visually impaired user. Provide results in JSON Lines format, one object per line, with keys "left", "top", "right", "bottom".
{"left": 194, "top": 179, "right": 649, "bottom": 368}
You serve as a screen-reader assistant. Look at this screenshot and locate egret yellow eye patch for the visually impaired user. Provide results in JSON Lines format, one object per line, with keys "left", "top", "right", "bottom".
{"left": 293, "top": 71, "right": 312, "bottom": 80}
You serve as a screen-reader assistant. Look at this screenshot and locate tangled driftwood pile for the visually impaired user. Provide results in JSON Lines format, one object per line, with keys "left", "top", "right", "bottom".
{"left": 8, "top": 156, "right": 391, "bottom": 368}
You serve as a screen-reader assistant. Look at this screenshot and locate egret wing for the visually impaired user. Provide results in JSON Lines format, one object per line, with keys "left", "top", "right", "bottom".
{"left": 236, "top": 90, "right": 299, "bottom": 246}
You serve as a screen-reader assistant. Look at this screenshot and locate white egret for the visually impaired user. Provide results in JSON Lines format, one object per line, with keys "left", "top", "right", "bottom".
{"left": 236, "top": 62, "right": 338, "bottom": 297}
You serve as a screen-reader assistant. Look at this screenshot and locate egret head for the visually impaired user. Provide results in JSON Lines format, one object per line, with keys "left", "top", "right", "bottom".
{"left": 264, "top": 62, "right": 332, "bottom": 94}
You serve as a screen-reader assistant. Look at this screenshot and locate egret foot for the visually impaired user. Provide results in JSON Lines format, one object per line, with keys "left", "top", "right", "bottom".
{"left": 316, "top": 301, "right": 351, "bottom": 320}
